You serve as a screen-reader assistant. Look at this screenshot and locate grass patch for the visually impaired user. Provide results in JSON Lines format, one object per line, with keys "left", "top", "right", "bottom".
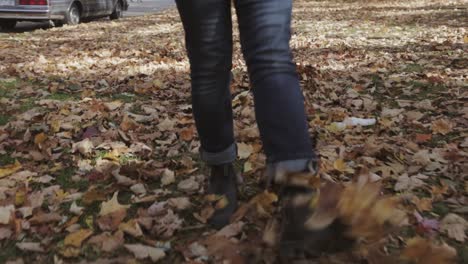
{"left": 404, "top": 63, "right": 424, "bottom": 73}
{"left": 19, "top": 98, "right": 37, "bottom": 112}
{"left": 0, "top": 115, "right": 10, "bottom": 126}
{"left": 0, "top": 240, "right": 19, "bottom": 263}
{"left": 0, "top": 153, "right": 15, "bottom": 166}
{"left": 46, "top": 92, "right": 77, "bottom": 101}
{"left": 55, "top": 167, "right": 89, "bottom": 191}
{"left": 110, "top": 93, "right": 137, "bottom": 103}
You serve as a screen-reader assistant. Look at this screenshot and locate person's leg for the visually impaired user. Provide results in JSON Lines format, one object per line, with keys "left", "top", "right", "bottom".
{"left": 175, "top": 0, "right": 238, "bottom": 229}
{"left": 234, "top": 0, "right": 351, "bottom": 256}
{"left": 175, "top": 0, "right": 236, "bottom": 164}
{"left": 233, "top": 0, "right": 315, "bottom": 177}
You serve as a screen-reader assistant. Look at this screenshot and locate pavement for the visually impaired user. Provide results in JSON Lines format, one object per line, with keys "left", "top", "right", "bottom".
{"left": 2, "top": 0, "right": 175, "bottom": 33}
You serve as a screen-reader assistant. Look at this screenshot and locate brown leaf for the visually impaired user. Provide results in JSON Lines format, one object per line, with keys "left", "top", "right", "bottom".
{"left": 120, "top": 115, "right": 139, "bottom": 132}
{"left": 415, "top": 133, "right": 432, "bottom": 143}
{"left": 89, "top": 230, "right": 124, "bottom": 252}
{"left": 179, "top": 127, "right": 195, "bottom": 141}
{"left": 97, "top": 208, "right": 127, "bottom": 231}
{"left": 431, "top": 119, "right": 453, "bottom": 135}
{"left": 34, "top": 133, "right": 47, "bottom": 145}
{"left": 29, "top": 212, "right": 62, "bottom": 224}
{"left": 402, "top": 237, "right": 457, "bottom": 264}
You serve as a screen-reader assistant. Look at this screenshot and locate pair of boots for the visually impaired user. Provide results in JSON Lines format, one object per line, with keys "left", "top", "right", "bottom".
{"left": 207, "top": 163, "right": 352, "bottom": 258}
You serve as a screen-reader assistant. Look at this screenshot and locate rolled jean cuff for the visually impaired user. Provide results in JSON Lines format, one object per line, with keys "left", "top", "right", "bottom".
{"left": 200, "top": 143, "right": 237, "bottom": 165}
{"left": 266, "top": 157, "right": 318, "bottom": 186}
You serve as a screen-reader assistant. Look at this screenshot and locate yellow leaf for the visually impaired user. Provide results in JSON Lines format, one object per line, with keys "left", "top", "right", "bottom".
{"left": 464, "top": 35, "right": 468, "bottom": 44}
{"left": 0, "top": 160, "right": 22, "bottom": 178}
{"left": 34, "top": 132, "right": 48, "bottom": 145}
{"left": 51, "top": 120, "right": 61, "bottom": 133}
{"left": 333, "top": 159, "right": 347, "bottom": 172}
{"left": 99, "top": 192, "right": 130, "bottom": 216}
{"left": 215, "top": 196, "right": 229, "bottom": 210}
{"left": 64, "top": 229, "right": 93, "bottom": 247}
{"left": 15, "top": 190, "right": 26, "bottom": 206}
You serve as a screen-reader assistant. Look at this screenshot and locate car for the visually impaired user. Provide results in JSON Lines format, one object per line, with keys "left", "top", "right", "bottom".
{"left": 0, "top": 0, "right": 128, "bottom": 30}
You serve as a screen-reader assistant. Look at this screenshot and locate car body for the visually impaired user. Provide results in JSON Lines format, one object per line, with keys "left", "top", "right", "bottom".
{"left": 0, "top": 0, "right": 128, "bottom": 29}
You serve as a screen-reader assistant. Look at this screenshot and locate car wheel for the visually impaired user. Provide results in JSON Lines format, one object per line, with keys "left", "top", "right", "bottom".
{"left": 110, "top": 1, "right": 123, "bottom": 20}
{"left": 0, "top": 20, "right": 17, "bottom": 30}
{"left": 65, "top": 3, "right": 81, "bottom": 25}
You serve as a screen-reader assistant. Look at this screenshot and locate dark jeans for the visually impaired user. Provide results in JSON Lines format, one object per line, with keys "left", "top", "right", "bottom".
{"left": 175, "top": 0, "right": 315, "bottom": 171}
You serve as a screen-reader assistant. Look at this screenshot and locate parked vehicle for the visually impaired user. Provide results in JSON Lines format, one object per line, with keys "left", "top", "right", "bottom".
{"left": 0, "top": 0, "right": 128, "bottom": 30}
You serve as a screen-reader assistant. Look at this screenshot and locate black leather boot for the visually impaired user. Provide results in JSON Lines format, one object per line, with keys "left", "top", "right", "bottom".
{"left": 207, "top": 163, "right": 238, "bottom": 229}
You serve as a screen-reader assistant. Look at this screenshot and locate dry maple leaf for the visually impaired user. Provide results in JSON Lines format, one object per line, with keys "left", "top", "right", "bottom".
{"left": 402, "top": 237, "right": 457, "bottom": 264}
{"left": 432, "top": 119, "right": 453, "bottom": 135}
{"left": 440, "top": 213, "right": 468, "bottom": 242}
{"left": 99, "top": 192, "right": 130, "bottom": 216}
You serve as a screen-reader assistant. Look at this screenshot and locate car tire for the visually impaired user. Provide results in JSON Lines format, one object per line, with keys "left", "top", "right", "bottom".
{"left": 0, "top": 20, "right": 16, "bottom": 30}
{"left": 65, "top": 3, "right": 81, "bottom": 25}
{"left": 110, "top": 1, "right": 123, "bottom": 20}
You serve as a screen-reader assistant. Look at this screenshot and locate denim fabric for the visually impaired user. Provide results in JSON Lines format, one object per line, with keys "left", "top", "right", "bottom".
{"left": 175, "top": 0, "right": 315, "bottom": 166}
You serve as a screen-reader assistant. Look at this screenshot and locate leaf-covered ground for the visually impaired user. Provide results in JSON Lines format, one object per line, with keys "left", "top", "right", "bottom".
{"left": 0, "top": 0, "right": 467, "bottom": 263}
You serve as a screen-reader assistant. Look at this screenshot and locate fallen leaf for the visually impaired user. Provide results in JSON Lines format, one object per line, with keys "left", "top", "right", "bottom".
{"left": 179, "top": 127, "right": 195, "bottom": 141}
{"left": 0, "top": 205, "right": 14, "bottom": 224}
{"left": 97, "top": 209, "right": 127, "bottom": 231}
{"left": 72, "top": 138, "right": 94, "bottom": 155}
{"left": 64, "top": 229, "right": 93, "bottom": 247}
{"left": 157, "top": 118, "right": 175, "bottom": 132}
{"left": 16, "top": 242, "right": 45, "bottom": 253}
{"left": 99, "top": 192, "right": 130, "bottom": 216}
{"left": 237, "top": 143, "right": 253, "bottom": 159}
{"left": 167, "top": 197, "right": 191, "bottom": 210}
{"left": 161, "top": 169, "right": 175, "bottom": 186}
{"left": 395, "top": 173, "right": 428, "bottom": 191}
{"left": 0, "top": 227, "right": 12, "bottom": 240}
{"left": 70, "top": 201, "right": 84, "bottom": 215}
{"left": 402, "top": 237, "right": 456, "bottom": 264}
{"left": 215, "top": 221, "right": 244, "bottom": 238}
{"left": 432, "top": 119, "right": 453, "bottom": 135}
{"left": 34, "top": 132, "right": 47, "bottom": 145}
{"left": 414, "top": 211, "right": 439, "bottom": 235}
{"left": 88, "top": 230, "right": 124, "bottom": 252}
{"left": 120, "top": 115, "right": 139, "bottom": 132}
{"left": 124, "top": 244, "right": 166, "bottom": 262}
{"left": 0, "top": 160, "right": 22, "bottom": 179}
{"left": 440, "top": 213, "right": 467, "bottom": 242}
{"left": 177, "top": 176, "right": 199, "bottom": 193}
{"left": 119, "top": 219, "right": 143, "bottom": 237}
